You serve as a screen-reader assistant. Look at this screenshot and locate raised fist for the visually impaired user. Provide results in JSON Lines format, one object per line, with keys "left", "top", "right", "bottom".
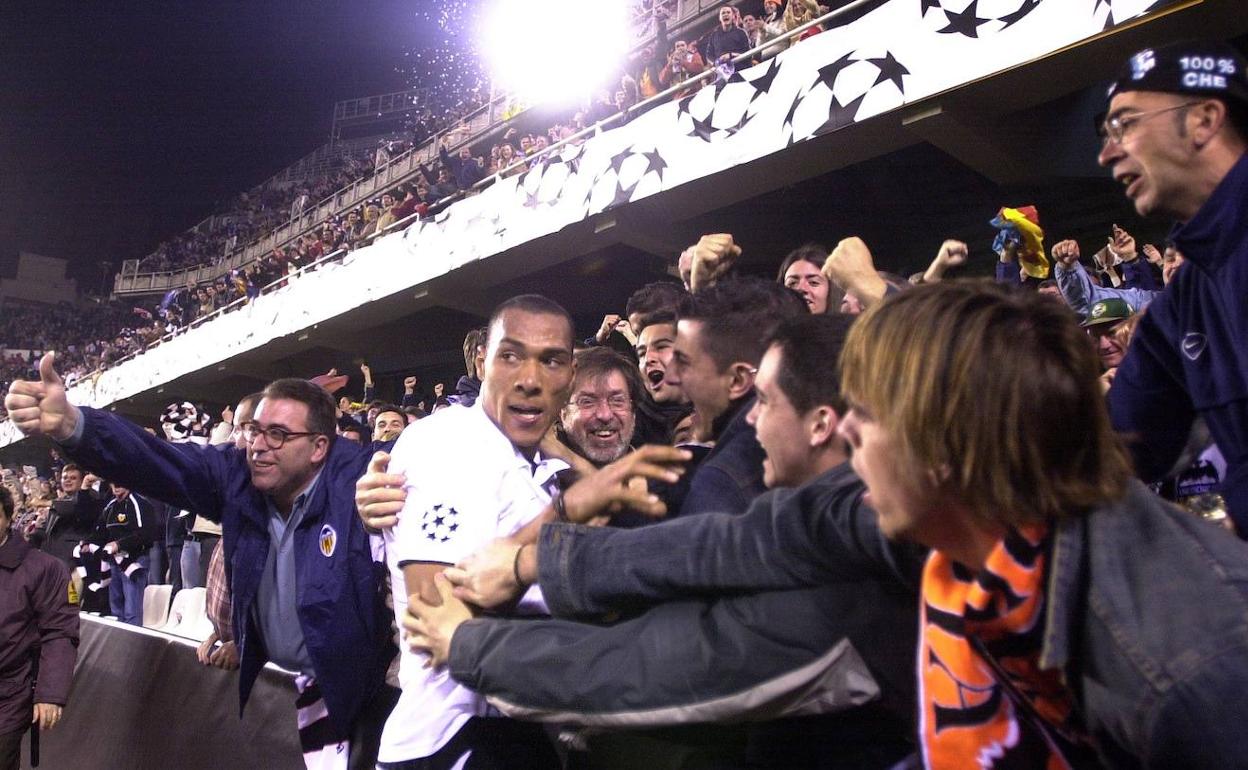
{"left": 688, "top": 233, "right": 742, "bottom": 293}
{"left": 1051, "top": 239, "right": 1080, "bottom": 269}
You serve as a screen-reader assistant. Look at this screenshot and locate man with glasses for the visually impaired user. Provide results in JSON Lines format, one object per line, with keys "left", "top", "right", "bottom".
{"left": 4, "top": 359, "right": 397, "bottom": 770}
{"left": 558, "top": 347, "right": 644, "bottom": 470}
{"left": 1096, "top": 41, "right": 1248, "bottom": 535}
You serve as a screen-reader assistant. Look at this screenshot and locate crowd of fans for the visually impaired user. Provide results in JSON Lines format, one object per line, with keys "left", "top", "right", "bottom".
{"left": 119, "top": 0, "right": 829, "bottom": 291}
{"left": 2, "top": 20, "right": 1246, "bottom": 770}
{"left": 0, "top": 0, "right": 835, "bottom": 401}
{"left": 0, "top": 301, "right": 160, "bottom": 411}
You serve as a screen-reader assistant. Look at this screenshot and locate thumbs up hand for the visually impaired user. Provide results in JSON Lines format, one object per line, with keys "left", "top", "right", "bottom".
{"left": 4, "top": 352, "right": 81, "bottom": 442}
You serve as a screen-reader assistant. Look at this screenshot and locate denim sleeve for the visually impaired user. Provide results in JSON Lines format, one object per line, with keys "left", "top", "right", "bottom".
{"left": 537, "top": 474, "right": 924, "bottom": 619}
{"left": 450, "top": 585, "right": 888, "bottom": 725}
{"left": 1057, "top": 262, "right": 1158, "bottom": 317}
{"left": 1142, "top": 656, "right": 1248, "bottom": 767}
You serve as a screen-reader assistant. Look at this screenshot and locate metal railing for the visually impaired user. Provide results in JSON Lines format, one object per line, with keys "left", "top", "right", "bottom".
{"left": 114, "top": 94, "right": 504, "bottom": 296}
{"left": 102, "top": 207, "right": 426, "bottom": 373}
{"left": 472, "top": 0, "right": 861, "bottom": 186}
{"left": 111, "top": 0, "right": 835, "bottom": 298}
{"left": 6, "top": 0, "right": 896, "bottom": 415}
{"left": 111, "top": 1, "right": 730, "bottom": 298}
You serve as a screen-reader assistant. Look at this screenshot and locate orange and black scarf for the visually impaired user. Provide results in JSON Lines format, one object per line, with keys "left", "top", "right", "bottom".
{"left": 919, "top": 525, "right": 1090, "bottom": 769}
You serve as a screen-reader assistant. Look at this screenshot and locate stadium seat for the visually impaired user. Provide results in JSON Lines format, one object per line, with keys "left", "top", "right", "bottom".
{"left": 141, "top": 583, "right": 173, "bottom": 629}
{"left": 158, "top": 587, "right": 214, "bottom": 641}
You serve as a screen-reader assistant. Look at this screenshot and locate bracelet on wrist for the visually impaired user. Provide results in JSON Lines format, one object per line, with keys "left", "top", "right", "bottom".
{"left": 512, "top": 544, "right": 529, "bottom": 588}
{"left": 553, "top": 491, "right": 570, "bottom": 523}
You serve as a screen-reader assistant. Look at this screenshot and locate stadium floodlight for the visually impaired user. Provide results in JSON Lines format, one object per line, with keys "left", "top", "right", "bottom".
{"left": 479, "top": 0, "right": 632, "bottom": 108}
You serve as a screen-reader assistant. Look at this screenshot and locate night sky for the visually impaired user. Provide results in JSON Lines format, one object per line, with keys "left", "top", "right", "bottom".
{"left": 0, "top": 1, "right": 448, "bottom": 290}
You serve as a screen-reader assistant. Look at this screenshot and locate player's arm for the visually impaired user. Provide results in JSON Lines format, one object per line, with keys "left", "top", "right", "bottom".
{"left": 402, "top": 562, "right": 457, "bottom": 609}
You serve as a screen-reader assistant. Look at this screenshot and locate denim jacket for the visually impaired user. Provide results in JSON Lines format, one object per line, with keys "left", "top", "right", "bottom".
{"left": 528, "top": 467, "right": 1248, "bottom": 768}
{"left": 1041, "top": 481, "right": 1248, "bottom": 767}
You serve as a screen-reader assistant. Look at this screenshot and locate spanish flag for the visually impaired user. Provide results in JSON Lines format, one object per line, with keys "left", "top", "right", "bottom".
{"left": 990, "top": 205, "right": 1049, "bottom": 280}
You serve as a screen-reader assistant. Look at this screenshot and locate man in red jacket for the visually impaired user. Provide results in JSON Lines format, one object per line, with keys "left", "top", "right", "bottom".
{"left": 0, "top": 485, "right": 78, "bottom": 770}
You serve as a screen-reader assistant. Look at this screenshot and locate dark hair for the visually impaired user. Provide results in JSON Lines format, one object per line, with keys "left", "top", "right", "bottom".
{"left": 237, "top": 392, "right": 263, "bottom": 423}
{"left": 766, "top": 314, "right": 853, "bottom": 415}
{"left": 340, "top": 423, "right": 366, "bottom": 442}
{"left": 775, "top": 243, "right": 827, "bottom": 283}
{"left": 572, "top": 346, "right": 646, "bottom": 406}
{"left": 487, "top": 294, "right": 575, "bottom": 349}
{"left": 626, "top": 282, "right": 686, "bottom": 326}
{"left": 1037, "top": 279, "right": 1058, "bottom": 292}
{"left": 463, "top": 327, "right": 487, "bottom": 377}
{"left": 677, "top": 277, "right": 808, "bottom": 371}
{"left": 0, "top": 484, "right": 12, "bottom": 522}
{"left": 1225, "top": 97, "right": 1248, "bottom": 144}
{"left": 260, "top": 379, "right": 338, "bottom": 440}
{"left": 374, "top": 403, "right": 404, "bottom": 420}
{"left": 636, "top": 310, "right": 677, "bottom": 334}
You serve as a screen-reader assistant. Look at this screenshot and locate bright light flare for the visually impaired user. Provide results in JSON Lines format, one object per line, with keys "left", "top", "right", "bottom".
{"left": 479, "top": 0, "right": 632, "bottom": 107}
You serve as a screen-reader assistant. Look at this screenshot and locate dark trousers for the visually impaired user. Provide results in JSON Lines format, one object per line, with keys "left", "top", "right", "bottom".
{"left": 0, "top": 726, "right": 23, "bottom": 770}
{"left": 348, "top": 684, "right": 401, "bottom": 770}
{"left": 149, "top": 543, "right": 167, "bottom": 586}
{"left": 376, "top": 718, "right": 560, "bottom": 770}
{"left": 167, "top": 543, "right": 184, "bottom": 594}
{"left": 80, "top": 583, "right": 111, "bottom": 614}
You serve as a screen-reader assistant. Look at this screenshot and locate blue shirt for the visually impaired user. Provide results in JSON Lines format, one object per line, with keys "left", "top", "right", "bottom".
{"left": 1055, "top": 260, "right": 1159, "bottom": 318}
{"left": 256, "top": 471, "right": 322, "bottom": 675}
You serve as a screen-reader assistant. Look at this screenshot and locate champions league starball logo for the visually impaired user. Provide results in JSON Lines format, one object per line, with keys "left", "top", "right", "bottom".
{"left": 919, "top": 0, "right": 1046, "bottom": 37}
{"left": 420, "top": 503, "right": 460, "bottom": 543}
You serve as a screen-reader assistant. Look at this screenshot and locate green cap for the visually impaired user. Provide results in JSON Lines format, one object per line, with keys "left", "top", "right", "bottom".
{"left": 1082, "top": 297, "right": 1134, "bottom": 328}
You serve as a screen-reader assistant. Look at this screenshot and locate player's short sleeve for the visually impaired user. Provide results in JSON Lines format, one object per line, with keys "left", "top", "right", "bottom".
{"left": 385, "top": 419, "right": 474, "bottom": 566}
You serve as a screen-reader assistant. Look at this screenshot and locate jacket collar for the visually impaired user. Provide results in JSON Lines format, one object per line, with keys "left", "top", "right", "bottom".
{"left": 1170, "top": 151, "right": 1248, "bottom": 273}
{"left": 1039, "top": 514, "right": 1088, "bottom": 674}
{"left": 710, "top": 393, "right": 756, "bottom": 444}
{"left": 0, "top": 530, "right": 31, "bottom": 570}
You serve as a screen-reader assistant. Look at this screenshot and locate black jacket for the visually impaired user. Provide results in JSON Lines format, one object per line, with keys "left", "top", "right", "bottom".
{"left": 96, "top": 492, "right": 158, "bottom": 556}
{"left": 678, "top": 395, "right": 766, "bottom": 517}
{"left": 40, "top": 490, "right": 105, "bottom": 566}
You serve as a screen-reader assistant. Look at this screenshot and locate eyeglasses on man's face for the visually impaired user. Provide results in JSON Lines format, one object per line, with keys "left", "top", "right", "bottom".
{"left": 570, "top": 394, "right": 632, "bottom": 413}
{"left": 240, "top": 421, "right": 321, "bottom": 449}
{"left": 1098, "top": 101, "right": 1200, "bottom": 145}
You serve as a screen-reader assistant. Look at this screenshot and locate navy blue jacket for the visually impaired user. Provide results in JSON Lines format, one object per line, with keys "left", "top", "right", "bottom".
{"left": 1109, "top": 152, "right": 1248, "bottom": 534}
{"left": 678, "top": 395, "right": 767, "bottom": 517}
{"left": 64, "top": 407, "right": 393, "bottom": 738}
